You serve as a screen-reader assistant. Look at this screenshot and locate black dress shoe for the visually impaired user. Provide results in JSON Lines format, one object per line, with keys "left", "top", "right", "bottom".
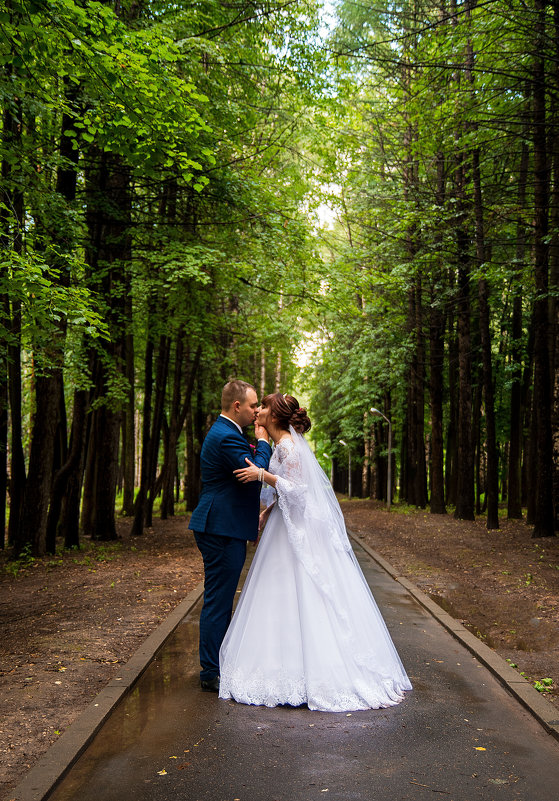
{"left": 201, "top": 676, "right": 220, "bottom": 693}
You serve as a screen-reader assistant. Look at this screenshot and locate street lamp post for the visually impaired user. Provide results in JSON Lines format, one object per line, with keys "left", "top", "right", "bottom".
{"left": 370, "top": 408, "right": 392, "bottom": 511}
{"left": 339, "top": 439, "right": 352, "bottom": 499}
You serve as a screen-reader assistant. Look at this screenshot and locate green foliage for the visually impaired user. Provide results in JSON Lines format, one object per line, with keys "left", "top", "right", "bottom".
{"left": 3, "top": 543, "right": 34, "bottom": 577}
{"left": 301, "top": 0, "right": 552, "bottom": 504}
{"left": 533, "top": 677, "right": 553, "bottom": 693}
{"left": 0, "top": 246, "right": 108, "bottom": 361}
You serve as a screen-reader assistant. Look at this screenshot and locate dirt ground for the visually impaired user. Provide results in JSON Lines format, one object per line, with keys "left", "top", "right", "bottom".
{"left": 0, "top": 516, "right": 203, "bottom": 799}
{"left": 1, "top": 504, "right": 559, "bottom": 798}
{"left": 343, "top": 500, "right": 559, "bottom": 706}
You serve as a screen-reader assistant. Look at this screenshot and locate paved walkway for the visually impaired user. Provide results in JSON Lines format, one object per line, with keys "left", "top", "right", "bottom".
{"left": 23, "top": 540, "right": 559, "bottom": 801}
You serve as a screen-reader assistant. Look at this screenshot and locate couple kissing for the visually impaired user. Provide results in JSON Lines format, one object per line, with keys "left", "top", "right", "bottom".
{"left": 189, "top": 379, "right": 411, "bottom": 711}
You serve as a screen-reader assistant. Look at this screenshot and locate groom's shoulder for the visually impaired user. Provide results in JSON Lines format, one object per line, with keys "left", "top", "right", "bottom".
{"left": 202, "top": 418, "right": 246, "bottom": 462}
{"left": 206, "top": 415, "right": 241, "bottom": 442}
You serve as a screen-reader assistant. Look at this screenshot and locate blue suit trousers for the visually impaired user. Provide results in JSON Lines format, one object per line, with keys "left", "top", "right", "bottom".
{"left": 194, "top": 532, "right": 247, "bottom": 681}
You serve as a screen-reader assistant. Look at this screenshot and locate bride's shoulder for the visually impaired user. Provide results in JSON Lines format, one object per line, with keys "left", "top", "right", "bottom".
{"left": 275, "top": 435, "right": 295, "bottom": 458}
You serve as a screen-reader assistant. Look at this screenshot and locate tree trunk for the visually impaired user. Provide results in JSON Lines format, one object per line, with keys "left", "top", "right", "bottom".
{"left": 121, "top": 289, "right": 135, "bottom": 516}
{"left": 20, "top": 87, "right": 79, "bottom": 555}
{"left": 80, "top": 149, "right": 130, "bottom": 540}
{"left": 90, "top": 404, "right": 121, "bottom": 541}
{"left": 185, "top": 407, "right": 198, "bottom": 511}
{"left": 445, "top": 288, "right": 459, "bottom": 507}
{"left": 550, "top": 3, "right": 559, "bottom": 529}
{"left": 531, "top": 0, "right": 555, "bottom": 536}
{"left": 6, "top": 274, "right": 25, "bottom": 550}
{"left": 403, "top": 282, "right": 427, "bottom": 507}
{"left": 19, "top": 374, "right": 62, "bottom": 555}
{"left": 47, "top": 387, "right": 89, "bottom": 550}
{"left": 161, "top": 341, "right": 201, "bottom": 519}
{"left": 145, "top": 335, "right": 171, "bottom": 527}
{"left": 473, "top": 375, "right": 482, "bottom": 517}
{"left": 403, "top": 288, "right": 415, "bottom": 504}
{"left": 2, "top": 95, "right": 26, "bottom": 550}
{"left": 472, "top": 148, "right": 499, "bottom": 529}
{"left": 508, "top": 138, "right": 529, "bottom": 518}
{"left": 400, "top": 27, "right": 426, "bottom": 508}
{"left": 160, "top": 332, "right": 184, "bottom": 519}
{"left": 450, "top": 0, "right": 475, "bottom": 521}
{"left": 260, "top": 344, "right": 266, "bottom": 398}
{"left": 0, "top": 338, "right": 6, "bottom": 548}
{"left": 376, "top": 431, "right": 387, "bottom": 501}
{"left": 131, "top": 331, "right": 154, "bottom": 537}
{"left": 80, "top": 392, "right": 97, "bottom": 537}
{"left": 526, "top": 388, "right": 538, "bottom": 526}
{"left": 0, "top": 197, "right": 9, "bottom": 549}
{"left": 429, "top": 292, "right": 446, "bottom": 514}
{"left": 453, "top": 4, "right": 476, "bottom": 522}
{"left": 522, "top": 306, "right": 537, "bottom": 522}
{"left": 454, "top": 168, "right": 475, "bottom": 521}
{"left": 362, "top": 411, "right": 372, "bottom": 499}
{"left": 430, "top": 152, "right": 447, "bottom": 514}
{"left": 414, "top": 276, "right": 427, "bottom": 507}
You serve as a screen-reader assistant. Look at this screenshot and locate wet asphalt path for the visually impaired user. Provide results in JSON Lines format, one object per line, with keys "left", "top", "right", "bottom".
{"left": 46, "top": 541, "right": 559, "bottom": 801}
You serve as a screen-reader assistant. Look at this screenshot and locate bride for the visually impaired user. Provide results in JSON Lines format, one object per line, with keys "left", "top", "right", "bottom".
{"left": 218, "top": 392, "right": 412, "bottom": 712}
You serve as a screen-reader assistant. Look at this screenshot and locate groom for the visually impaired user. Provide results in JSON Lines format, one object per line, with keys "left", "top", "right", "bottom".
{"left": 189, "top": 380, "right": 272, "bottom": 692}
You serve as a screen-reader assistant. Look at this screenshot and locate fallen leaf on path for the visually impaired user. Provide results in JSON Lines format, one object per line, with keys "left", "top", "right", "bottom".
{"left": 409, "top": 781, "right": 450, "bottom": 794}
{"left": 157, "top": 769, "right": 167, "bottom": 776}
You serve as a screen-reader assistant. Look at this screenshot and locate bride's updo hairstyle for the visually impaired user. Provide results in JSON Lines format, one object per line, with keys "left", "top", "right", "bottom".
{"left": 262, "top": 392, "right": 311, "bottom": 434}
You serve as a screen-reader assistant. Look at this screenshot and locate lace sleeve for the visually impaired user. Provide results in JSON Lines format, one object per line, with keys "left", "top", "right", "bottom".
{"left": 274, "top": 438, "right": 304, "bottom": 491}
{"left": 273, "top": 438, "right": 309, "bottom": 549}
{"left": 272, "top": 429, "right": 353, "bottom": 587}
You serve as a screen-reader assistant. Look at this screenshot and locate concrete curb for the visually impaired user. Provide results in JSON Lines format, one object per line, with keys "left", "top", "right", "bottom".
{"left": 348, "top": 530, "right": 559, "bottom": 742}
{"left": 7, "top": 581, "right": 205, "bottom": 801}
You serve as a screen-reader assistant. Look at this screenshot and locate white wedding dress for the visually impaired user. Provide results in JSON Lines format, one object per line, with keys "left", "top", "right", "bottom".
{"left": 219, "top": 429, "right": 412, "bottom": 712}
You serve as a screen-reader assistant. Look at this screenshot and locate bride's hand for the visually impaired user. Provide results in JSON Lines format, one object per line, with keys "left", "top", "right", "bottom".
{"left": 259, "top": 499, "right": 275, "bottom": 530}
{"left": 258, "top": 507, "right": 270, "bottom": 532}
{"left": 254, "top": 421, "right": 269, "bottom": 440}
{"left": 234, "top": 458, "right": 259, "bottom": 483}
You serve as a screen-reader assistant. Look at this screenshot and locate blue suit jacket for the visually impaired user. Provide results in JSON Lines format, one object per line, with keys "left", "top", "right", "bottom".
{"left": 189, "top": 416, "right": 272, "bottom": 541}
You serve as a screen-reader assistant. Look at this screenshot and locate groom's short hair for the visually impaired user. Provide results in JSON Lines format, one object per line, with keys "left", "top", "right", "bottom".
{"left": 221, "top": 380, "right": 254, "bottom": 410}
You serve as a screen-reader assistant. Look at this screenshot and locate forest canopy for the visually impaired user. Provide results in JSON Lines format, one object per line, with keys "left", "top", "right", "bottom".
{"left": 1, "top": 0, "right": 558, "bottom": 556}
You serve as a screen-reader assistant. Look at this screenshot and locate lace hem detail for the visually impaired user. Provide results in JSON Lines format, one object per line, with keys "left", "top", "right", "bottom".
{"left": 219, "top": 668, "right": 409, "bottom": 712}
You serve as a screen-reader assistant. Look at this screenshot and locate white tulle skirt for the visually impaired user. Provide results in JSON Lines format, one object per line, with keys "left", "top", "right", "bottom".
{"left": 219, "top": 505, "right": 412, "bottom": 712}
